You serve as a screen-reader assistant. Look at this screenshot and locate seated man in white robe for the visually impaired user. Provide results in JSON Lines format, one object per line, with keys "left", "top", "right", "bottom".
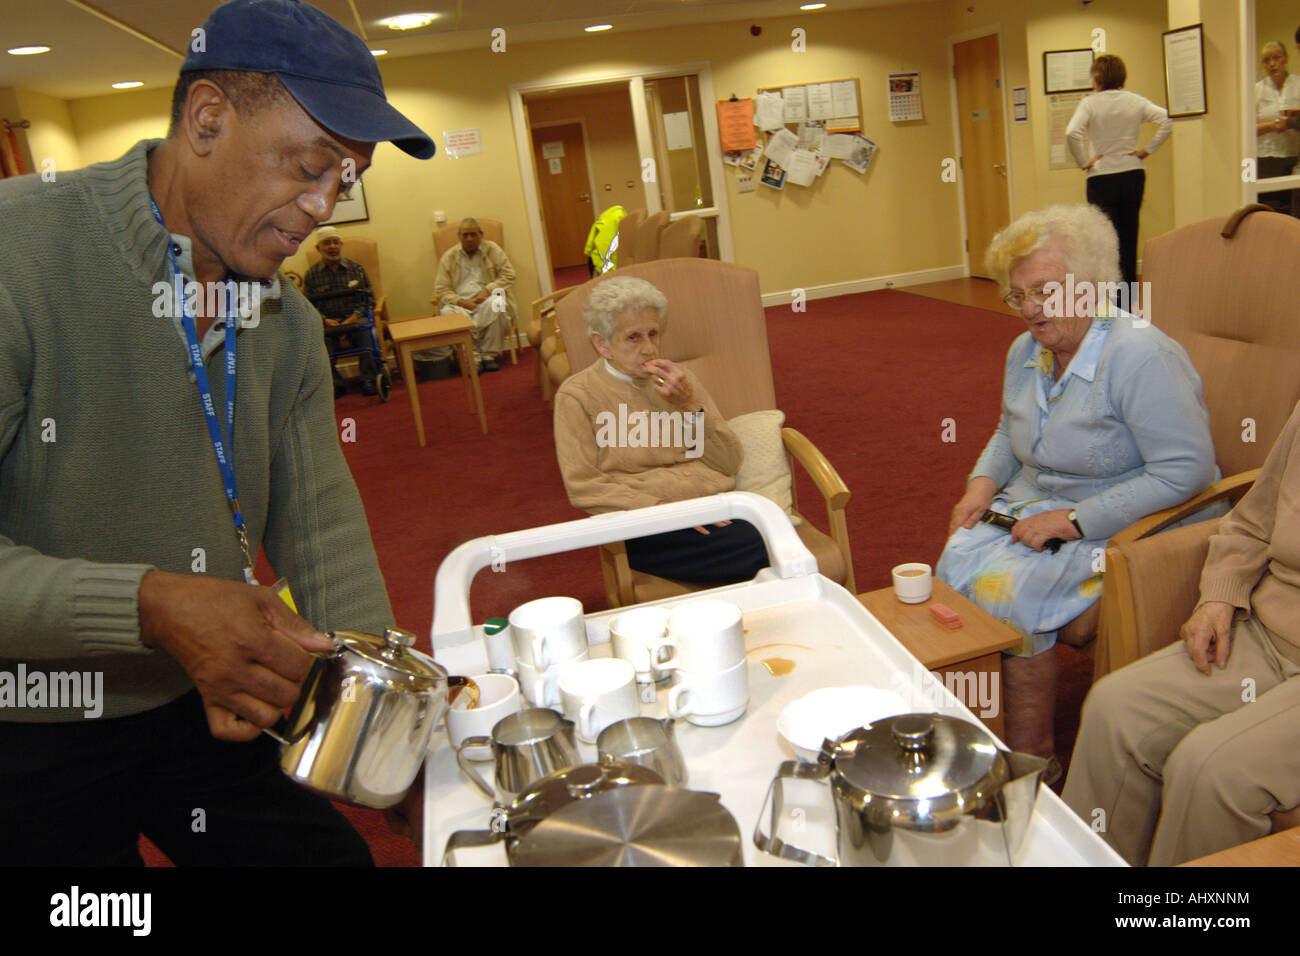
{"left": 417, "top": 218, "right": 517, "bottom": 373}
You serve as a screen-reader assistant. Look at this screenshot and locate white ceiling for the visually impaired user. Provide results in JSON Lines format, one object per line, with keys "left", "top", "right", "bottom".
{"left": 1, "top": 0, "right": 911, "bottom": 101}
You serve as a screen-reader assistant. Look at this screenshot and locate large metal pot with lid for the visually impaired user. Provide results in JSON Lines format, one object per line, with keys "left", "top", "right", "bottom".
{"left": 444, "top": 762, "right": 744, "bottom": 867}
{"left": 265, "top": 627, "right": 473, "bottom": 809}
{"left": 754, "top": 713, "right": 1048, "bottom": 866}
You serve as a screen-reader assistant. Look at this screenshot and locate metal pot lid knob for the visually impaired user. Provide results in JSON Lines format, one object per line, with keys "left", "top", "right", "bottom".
{"left": 382, "top": 627, "right": 417, "bottom": 658}
{"left": 891, "top": 715, "right": 934, "bottom": 752}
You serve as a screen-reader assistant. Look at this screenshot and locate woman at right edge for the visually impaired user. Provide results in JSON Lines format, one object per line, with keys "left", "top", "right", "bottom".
{"left": 1065, "top": 53, "right": 1173, "bottom": 286}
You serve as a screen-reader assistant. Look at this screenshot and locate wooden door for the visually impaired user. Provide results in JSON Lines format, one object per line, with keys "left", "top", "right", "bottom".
{"left": 954, "top": 34, "right": 1010, "bottom": 279}
{"left": 531, "top": 123, "right": 593, "bottom": 269}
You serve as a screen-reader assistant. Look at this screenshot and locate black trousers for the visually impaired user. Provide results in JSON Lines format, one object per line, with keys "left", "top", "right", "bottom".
{"left": 1257, "top": 155, "right": 1299, "bottom": 217}
{"left": 1087, "top": 169, "right": 1145, "bottom": 286}
{"left": 626, "top": 519, "right": 770, "bottom": 584}
{"left": 0, "top": 690, "right": 373, "bottom": 866}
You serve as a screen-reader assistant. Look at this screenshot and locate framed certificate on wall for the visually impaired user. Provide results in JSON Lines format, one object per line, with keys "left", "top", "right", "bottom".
{"left": 1162, "top": 24, "right": 1207, "bottom": 117}
{"left": 1043, "top": 49, "right": 1094, "bottom": 94}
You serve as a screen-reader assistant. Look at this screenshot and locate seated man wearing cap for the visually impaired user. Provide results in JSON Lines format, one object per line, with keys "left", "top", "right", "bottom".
{"left": 0, "top": 0, "right": 434, "bottom": 865}
{"left": 417, "top": 218, "right": 517, "bottom": 373}
{"left": 304, "top": 225, "right": 380, "bottom": 398}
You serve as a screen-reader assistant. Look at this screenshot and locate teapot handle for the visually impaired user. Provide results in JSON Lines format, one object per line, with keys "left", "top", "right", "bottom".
{"left": 752, "top": 760, "right": 838, "bottom": 867}
{"left": 456, "top": 737, "right": 497, "bottom": 799}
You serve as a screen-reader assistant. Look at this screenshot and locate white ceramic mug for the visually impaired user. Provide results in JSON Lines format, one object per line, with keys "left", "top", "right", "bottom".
{"left": 508, "top": 596, "right": 588, "bottom": 669}
{"left": 516, "top": 649, "right": 588, "bottom": 708}
{"left": 891, "top": 563, "right": 933, "bottom": 604}
{"left": 610, "top": 605, "right": 674, "bottom": 682}
{"left": 446, "top": 673, "right": 523, "bottom": 762}
{"left": 558, "top": 658, "right": 640, "bottom": 744}
{"left": 659, "top": 600, "right": 746, "bottom": 674}
{"left": 667, "top": 659, "right": 749, "bottom": 727}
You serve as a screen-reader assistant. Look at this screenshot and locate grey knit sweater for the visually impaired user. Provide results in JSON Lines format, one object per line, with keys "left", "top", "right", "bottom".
{"left": 0, "top": 139, "right": 393, "bottom": 721}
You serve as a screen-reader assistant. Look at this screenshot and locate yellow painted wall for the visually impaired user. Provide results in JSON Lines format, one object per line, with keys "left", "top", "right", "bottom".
{"left": 33, "top": 0, "right": 1256, "bottom": 317}
{"left": 15, "top": 88, "right": 80, "bottom": 176}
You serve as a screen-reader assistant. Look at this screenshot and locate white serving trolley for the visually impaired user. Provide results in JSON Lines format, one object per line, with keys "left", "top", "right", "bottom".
{"left": 422, "top": 493, "right": 1125, "bottom": 867}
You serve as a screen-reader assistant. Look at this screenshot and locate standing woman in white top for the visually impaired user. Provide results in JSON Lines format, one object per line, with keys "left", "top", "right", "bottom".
{"left": 1254, "top": 41, "right": 1300, "bottom": 216}
{"left": 1065, "top": 55, "right": 1172, "bottom": 285}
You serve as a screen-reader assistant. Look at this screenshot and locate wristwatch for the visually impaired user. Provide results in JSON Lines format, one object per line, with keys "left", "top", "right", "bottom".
{"left": 1067, "top": 509, "right": 1085, "bottom": 537}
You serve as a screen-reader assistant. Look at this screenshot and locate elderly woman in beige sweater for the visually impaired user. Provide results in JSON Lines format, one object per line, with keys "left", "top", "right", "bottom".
{"left": 552, "top": 276, "right": 769, "bottom": 583}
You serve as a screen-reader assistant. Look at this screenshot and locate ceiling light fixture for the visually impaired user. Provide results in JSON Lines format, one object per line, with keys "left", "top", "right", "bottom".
{"left": 8, "top": 46, "right": 51, "bottom": 55}
{"left": 111, "top": 81, "right": 143, "bottom": 89}
{"left": 800, "top": 3, "right": 828, "bottom": 9}
{"left": 379, "top": 13, "right": 437, "bottom": 31}
{"left": 370, "top": 49, "right": 388, "bottom": 56}
{"left": 585, "top": 24, "right": 613, "bottom": 32}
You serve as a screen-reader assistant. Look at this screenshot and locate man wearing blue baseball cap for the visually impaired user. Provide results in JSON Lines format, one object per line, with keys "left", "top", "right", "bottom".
{"left": 0, "top": 0, "right": 433, "bottom": 865}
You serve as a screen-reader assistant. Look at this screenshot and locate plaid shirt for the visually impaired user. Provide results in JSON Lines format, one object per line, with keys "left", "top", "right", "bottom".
{"left": 303, "top": 257, "right": 372, "bottom": 320}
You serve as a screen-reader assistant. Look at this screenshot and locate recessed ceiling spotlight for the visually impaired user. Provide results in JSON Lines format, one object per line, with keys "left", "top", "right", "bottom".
{"left": 379, "top": 13, "right": 437, "bottom": 31}
{"left": 8, "top": 46, "right": 51, "bottom": 55}
{"left": 111, "top": 81, "right": 143, "bottom": 89}
{"left": 585, "top": 24, "right": 612, "bottom": 32}
{"left": 800, "top": 2, "right": 828, "bottom": 9}
{"left": 370, "top": 49, "right": 388, "bottom": 57}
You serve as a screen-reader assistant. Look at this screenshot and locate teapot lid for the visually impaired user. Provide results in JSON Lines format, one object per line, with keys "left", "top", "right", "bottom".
{"left": 828, "top": 713, "right": 1006, "bottom": 820}
{"left": 332, "top": 628, "right": 448, "bottom": 683}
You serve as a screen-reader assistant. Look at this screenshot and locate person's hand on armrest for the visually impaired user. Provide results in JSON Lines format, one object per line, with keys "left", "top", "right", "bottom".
{"left": 138, "top": 570, "right": 334, "bottom": 741}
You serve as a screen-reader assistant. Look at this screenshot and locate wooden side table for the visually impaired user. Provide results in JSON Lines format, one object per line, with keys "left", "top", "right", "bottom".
{"left": 389, "top": 314, "right": 488, "bottom": 445}
{"left": 858, "top": 579, "right": 1020, "bottom": 740}
{"left": 1181, "top": 827, "right": 1300, "bottom": 866}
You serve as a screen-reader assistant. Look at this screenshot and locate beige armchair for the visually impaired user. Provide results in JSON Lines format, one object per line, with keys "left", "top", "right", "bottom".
{"left": 530, "top": 286, "right": 574, "bottom": 401}
{"left": 1095, "top": 205, "right": 1300, "bottom": 678}
{"left": 431, "top": 218, "right": 517, "bottom": 364}
{"left": 552, "top": 258, "right": 856, "bottom": 607}
{"left": 613, "top": 209, "right": 646, "bottom": 267}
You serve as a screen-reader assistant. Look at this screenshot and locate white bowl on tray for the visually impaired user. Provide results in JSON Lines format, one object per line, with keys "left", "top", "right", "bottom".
{"left": 777, "top": 686, "right": 910, "bottom": 762}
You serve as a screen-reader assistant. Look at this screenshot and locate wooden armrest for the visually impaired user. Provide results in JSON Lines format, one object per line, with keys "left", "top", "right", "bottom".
{"left": 782, "top": 427, "right": 849, "bottom": 510}
{"left": 1109, "top": 470, "right": 1261, "bottom": 546}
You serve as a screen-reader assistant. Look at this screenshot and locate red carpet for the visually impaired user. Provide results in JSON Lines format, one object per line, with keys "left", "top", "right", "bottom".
{"left": 141, "top": 288, "right": 1093, "bottom": 866}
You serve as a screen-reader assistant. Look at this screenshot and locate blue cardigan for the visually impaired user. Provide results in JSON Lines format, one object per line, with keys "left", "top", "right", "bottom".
{"left": 971, "top": 313, "right": 1216, "bottom": 540}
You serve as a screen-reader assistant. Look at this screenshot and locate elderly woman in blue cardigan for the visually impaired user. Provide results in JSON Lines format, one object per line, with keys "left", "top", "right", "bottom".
{"left": 937, "top": 204, "right": 1216, "bottom": 771}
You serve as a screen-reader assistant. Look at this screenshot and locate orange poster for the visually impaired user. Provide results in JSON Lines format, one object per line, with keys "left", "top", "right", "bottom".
{"left": 716, "top": 99, "right": 756, "bottom": 151}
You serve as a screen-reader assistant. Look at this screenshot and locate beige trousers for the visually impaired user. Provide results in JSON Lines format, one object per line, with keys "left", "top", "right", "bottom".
{"left": 1062, "top": 615, "right": 1300, "bottom": 866}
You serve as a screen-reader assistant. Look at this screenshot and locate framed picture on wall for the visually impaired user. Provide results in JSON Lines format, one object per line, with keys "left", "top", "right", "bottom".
{"left": 322, "top": 180, "right": 369, "bottom": 225}
{"left": 1043, "top": 49, "right": 1095, "bottom": 94}
{"left": 1162, "top": 23, "right": 1207, "bottom": 117}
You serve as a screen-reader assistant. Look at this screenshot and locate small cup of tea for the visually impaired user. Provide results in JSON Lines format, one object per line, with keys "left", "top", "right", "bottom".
{"left": 891, "top": 563, "right": 933, "bottom": 604}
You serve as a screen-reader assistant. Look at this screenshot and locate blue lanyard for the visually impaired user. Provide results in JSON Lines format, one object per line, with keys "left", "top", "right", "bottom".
{"left": 150, "top": 197, "right": 257, "bottom": 585}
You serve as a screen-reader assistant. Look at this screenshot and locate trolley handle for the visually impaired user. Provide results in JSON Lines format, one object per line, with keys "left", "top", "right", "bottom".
{"left": 431, "top": 492, "right": 817, "bottom": 648}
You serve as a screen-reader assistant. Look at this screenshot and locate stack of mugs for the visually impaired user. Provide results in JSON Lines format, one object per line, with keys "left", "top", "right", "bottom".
{"left": 507, "top": 596, "right": 590, "bottom": 710}
{"left": 659, "top": 601, "right": 749, "bottom": 727}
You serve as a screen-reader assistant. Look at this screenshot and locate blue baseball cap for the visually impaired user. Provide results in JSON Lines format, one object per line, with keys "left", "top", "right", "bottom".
{"left": 182, "top": 0, "right": 435, "bottom": 159}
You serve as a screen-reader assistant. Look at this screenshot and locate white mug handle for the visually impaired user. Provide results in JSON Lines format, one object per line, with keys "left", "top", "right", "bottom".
{"left": 532, "top": 634, "right": 549, "bottom": 670}
{"left": 667, "top": 684, "right": 693, "bottom": 719}
{"left": 656, "top": 637, "right": 681, "bottom": 673}
{"left": 579, "top": 699, "right": 598, "bottom": 741}
{"left": 540, "top": 669, "right": 560, "bottom": 708}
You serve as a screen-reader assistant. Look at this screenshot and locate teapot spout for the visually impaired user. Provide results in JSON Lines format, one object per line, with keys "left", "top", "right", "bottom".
{"left": 995, "top": 751, "right": 1050, "bottom": 864}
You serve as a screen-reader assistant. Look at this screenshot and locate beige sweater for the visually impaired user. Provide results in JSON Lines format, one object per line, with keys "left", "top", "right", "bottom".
{"left": 554, "top": 361, "right": 744, "bottom": 514}
{"left": 1199, "top": 400, "right": 1300, "bottom": 663}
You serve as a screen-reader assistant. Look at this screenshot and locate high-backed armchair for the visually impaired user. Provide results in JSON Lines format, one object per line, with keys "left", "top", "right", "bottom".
{"left": 552, "top": 258, "right": 855, "bottom": 607}
{"left": 304, "top": 235, "right": 392, "bottom": 369}
{"left": 613, "top": 209, "right": 646, "bottom": 267}
{"left": 431, "top": 218, "right": 517, "bottom": 364}
{"left": 1096, "top": 206, "right": 1300, "bottom": 677}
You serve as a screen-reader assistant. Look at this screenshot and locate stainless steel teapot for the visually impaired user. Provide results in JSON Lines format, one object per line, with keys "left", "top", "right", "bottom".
{"left": 754, "top": 713, "right": 1048, "bottom": 866}
{"left": 265, "top": 627, "right": 473, "bottom": 809}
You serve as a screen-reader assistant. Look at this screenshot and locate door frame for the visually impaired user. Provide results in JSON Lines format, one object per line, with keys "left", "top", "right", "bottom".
{"left": 947, "top": 25, "right": 1015, "bottom": 276}
{"left": 509, "top": 61, "right": 735, "bottom": 295}
{"left": 528, "top": 117, "right": 600, "bottom": 274}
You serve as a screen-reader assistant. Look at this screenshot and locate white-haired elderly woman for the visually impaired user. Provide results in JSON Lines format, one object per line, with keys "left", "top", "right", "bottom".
{"left": 553, "top": 275, "right": 769, "bottom": 583}
{"left": 936, "top": 204, "right": 1216, "bottom": 769}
